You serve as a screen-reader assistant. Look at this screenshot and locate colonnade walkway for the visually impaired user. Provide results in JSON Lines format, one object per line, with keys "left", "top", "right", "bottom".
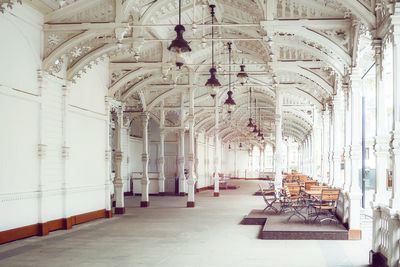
{"left": 0, "top": 180, "right": 370, "bottom": 267}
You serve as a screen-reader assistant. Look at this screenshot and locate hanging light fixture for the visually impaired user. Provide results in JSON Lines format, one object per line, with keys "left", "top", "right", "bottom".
{"left": 247, "top": 87, "right": 254, "bottom": 128}
{"left": 252, "top": 99, "right": 258, "bottom": 135}
{"left": 258, "top": 105, "right": 263, "bottom": 139}
{"left": 224, "top": 42, "right": 236, "bottom": 113}
{"left": 237, "top": 62, "right": 248, "bottom": 86}
{"left": 228, "top": 144, "right": 231, "bottom": 150}
{"left": 205, "top": 5, "right": 221, "bottom": 98}
{"left": 168, "top": 0, "right": 191, "bottom": 68}
{"left": 239, "top": 142, "right": 243, "bottom": 150}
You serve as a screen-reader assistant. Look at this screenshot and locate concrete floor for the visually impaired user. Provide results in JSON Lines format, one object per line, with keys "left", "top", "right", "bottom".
{"left": 0, "top": 180, "right": 370, "bottom": 267}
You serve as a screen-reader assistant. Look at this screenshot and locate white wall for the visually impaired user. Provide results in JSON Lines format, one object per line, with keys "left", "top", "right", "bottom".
{"left": 0, "top": 5, "right": 109, "bottom": 232}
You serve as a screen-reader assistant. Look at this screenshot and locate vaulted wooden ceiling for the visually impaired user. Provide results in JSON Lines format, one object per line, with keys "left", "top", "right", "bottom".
{"left": 11, "top": 0, "right": 380, "bottom": 145}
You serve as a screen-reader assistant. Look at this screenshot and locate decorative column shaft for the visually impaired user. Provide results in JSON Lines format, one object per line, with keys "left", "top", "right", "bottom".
{"left": 104, "top": 97, "right": 112, "bottom": 218}
{"left": 328, "top": 101, "right": 334, "bottom": 186}
{"left": 61, "top": 85, "right": 69, "bottom": 223}
{"left": 158, "top": 130, "right": 166, "bottom": 195}
{"left": 274, "top": 89, "right": 283, "bottom": 187}
{"left": 332, "top": 89, "right": 344, "bottom": 188}
{"left": 321, "top": 104, "right": 329, "bottom": 184}
{"left": 373, "top": 39, "right": 390, "bottom": 204}
{"left": 390, "top": 24, "right": 400, "bottom": 209}
{"left": 114, "top": 106, "right": 125, "bottom": 214}
{"left": 158, "top": 103, "right": 166, "bottom": 195}
{"left": 348, "top": 70, "right": 363, "bottom": 235}
{"left": 311, "top": 108, "right": 319, "bottom": 179}
{"left": 343, "top": 83, "right": 352, "bottom": 191}
{"left": 187, "top": 88, "right": 195, "bottom": 207}
{"left": 140, "top": 112, "right": 150, "bottom": 207}
{"left": 178, "top": 129, "right": 186, "bottom": 196}
{"left": 214, "top": 102, "right": 220, "bottom": 197}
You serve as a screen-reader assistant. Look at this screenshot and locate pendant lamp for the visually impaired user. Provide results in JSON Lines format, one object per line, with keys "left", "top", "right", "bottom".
{"left": 237, "top": 63, "right": 248, "bottom": 85}
{"left": 168, "top": 0, "right": 191, "bottom": 68}
{"left": 224, "top": 42, "right": 236, "bottom": 113}
{"left": 205, "top": 5, "right": 221, "bottom": 98}
{"left": 247, "top": 87, "right": 254, "bottom": 128}
{"left": 252, "top": 99, "right": 258, "bottom": 135}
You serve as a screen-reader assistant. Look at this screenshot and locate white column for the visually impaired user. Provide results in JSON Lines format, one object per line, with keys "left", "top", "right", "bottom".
{"left": 104, "top": 97, "right": 112, "bottom": 218}
{"left": 343, "top": 83, "right": 352, "bottom": 191}
{"left": 311, "top": 108, "right": 319, "bottom": 179}
{"left": 158, "top": 130, "right": 166, "bottom": 194}
{"left": 61, "top": 84, "right": 71, "bottom": 225}
{"left": 308, "top": 135, "right": 315, "bottom": 178}
{"left": 274, "top": 89, "right": 283, "bottom": 188}
{"left": 390, "top": 25, "right": 400, "bottom": 209}
{"left": 114, "top": 106, "right": 125, "bottom": 214}
{"left": 373, "top": 39, "right": 390, "bottom": 204}
{"left": 187, "top": 88, "right": 195, "bottom": 207}
{"left": 205, "top": 136, "right": 209, "bottom": 185}
{"left": 332, "top": 88, "right": 344, "bottom": 188}
{"left": 328, "top": 101, "right": 334, "bottom": 186}
{"left": 321, "top": 104, "right": 329, "bottom": 184}
{"left": 348, "top": 70, "right": 363, "bottom": 235}
{"left": 158, "top": 103, "right": 166, "bottom": 194}
{"left": 140, "top": 112, "right": 150, "bottom": 207}
{"left": 234, "top": 146, "right": 237, "bottom": 177}
{"left": 178, "top": 128, "right": 186, "bottom": 195}
{"left": 214, "top": 102, "right": 220, "bottom": 197}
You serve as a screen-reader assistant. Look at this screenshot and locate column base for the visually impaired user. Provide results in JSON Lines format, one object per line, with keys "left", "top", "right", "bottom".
{"left": 105, "top": 210, "right": 113, "bottom": 218}
{"left": 214, "top": 192, "right": 220, "bottom": 197}
{"left": 38, "top": 223, "right": 49, "bottom": 236}
{"left": 179, "top": 192, "right": 186, "bottom": 196}
{"left": 187, "top": 201, "right": 195, "bottom": 208}
{"left": 140, "top": 201, "right": 149, "bottom": 207}
{"left": 159, "top": 192, "right": 166, "bottom": 196}
{"left": 115, "top": 207, "right": 125, "bottom": 214}
{"left": 63, "top": 218, "right": 73, "bottom": 230}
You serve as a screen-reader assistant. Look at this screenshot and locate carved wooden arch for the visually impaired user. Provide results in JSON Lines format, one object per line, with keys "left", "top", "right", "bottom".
{"left": 274, "top": 65, "right": 333, "bottom": 96}
{"left": 43, "top": 30, "right": 100, "bottom": 71}
{"left": 274, "top": 38, "right": 345, "bottom": 76}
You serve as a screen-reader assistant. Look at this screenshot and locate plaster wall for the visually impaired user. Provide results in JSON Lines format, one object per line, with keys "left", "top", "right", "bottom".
{"left": 0, "top": 5, "right": 109, "bottom": 231}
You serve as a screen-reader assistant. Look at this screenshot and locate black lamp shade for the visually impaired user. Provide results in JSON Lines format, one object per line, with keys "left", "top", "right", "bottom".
{"left": 252, "top": 124, "right": 258, "bottom": 134}
{"left": 247, "top": 118, "right": 254, "bottom": 128}
{"left": 205, "top": 68, "right": 221, "bottom": 98}
{"left": 168, "top": 24, "right": 192, "bottom": 53}
{"left": 237, "top": 65, "right": 248, "bottom": 85}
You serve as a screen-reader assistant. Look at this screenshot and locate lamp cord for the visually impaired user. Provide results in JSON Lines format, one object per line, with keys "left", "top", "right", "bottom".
{"left": 228, "top": 42, "right": 231, "bottom": 92}
{"left": 179, "top": 0, "right": 181, "bottom": 25}
{"left": 211, "top": 6, "right": 214, "bottom": 69}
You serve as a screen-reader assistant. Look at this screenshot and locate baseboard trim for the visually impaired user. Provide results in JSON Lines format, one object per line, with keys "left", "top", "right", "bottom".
{"left": 124, "top": 192, "right": 134, "bottom": 196}
{"left": 179, "top": 192, "right": 186, "bottom": 196}
{"left": 196, "top": 186, "right": 213, "bottom": 192}
{"left": 0, "top": 209, "right": 111, "bottom": 245}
